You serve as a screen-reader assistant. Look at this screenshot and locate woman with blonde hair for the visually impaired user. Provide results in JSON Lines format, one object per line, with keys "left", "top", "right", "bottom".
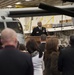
{"left": 43, "top": 36, "right": 61, "bottom": 75}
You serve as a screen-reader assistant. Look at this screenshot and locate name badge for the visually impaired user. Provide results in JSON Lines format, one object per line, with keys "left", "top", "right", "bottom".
{"left": 36, "top": 31, "right": 39, "bottom": 33}
{"left": 43, "top": 30, "right": 45, "bottom": 32}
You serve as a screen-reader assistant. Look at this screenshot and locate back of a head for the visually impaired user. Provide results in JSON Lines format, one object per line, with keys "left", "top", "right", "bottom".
{"left": 1, "top": 28, "right": 17, "bottom": 46}
{"left": 41, "top": 34, "right": 47, "bottom": 41}
{"left": 70, "top": 35, "right": 74, "bottom": 46}
{"left": 26, "top": 38, "right": 38, "bottom": 54}
{"left": 19, "top": 44, "right": 26, "bottom": 51}
{"left": 46, "top": 37, "right": 58, "bottom": 53}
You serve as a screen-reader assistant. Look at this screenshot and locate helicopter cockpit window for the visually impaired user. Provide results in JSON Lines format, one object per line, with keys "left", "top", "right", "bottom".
{"left": 6, "top": 22, "right": 23, "bottom": 34}
{"left": 0, "top": 22, "right": 4, "bottom": 33}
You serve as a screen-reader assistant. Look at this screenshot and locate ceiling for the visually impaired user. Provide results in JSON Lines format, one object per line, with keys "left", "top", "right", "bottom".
{"left": 0, "top": 0, "right": 73, "bottom": 8}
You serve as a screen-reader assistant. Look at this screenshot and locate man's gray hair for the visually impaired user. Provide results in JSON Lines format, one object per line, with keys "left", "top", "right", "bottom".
{"left": 1, "top": 28, "right": 17, "bottom": 42}
{"left": 41, "top": 34, "right": 47, "bottom": 41}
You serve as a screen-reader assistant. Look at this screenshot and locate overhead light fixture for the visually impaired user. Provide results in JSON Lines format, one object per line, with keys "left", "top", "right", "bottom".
{"left": 25, "top": 0, "right": 32, "bottom": 1}
{"left": 15, "top": 2, "right": 22, "bottom": 4}
{"left": 7, "top": 5, "right": 12, "bottom": 8}
{"left": 15, "top": 2, "right": 24, "bottom": 8}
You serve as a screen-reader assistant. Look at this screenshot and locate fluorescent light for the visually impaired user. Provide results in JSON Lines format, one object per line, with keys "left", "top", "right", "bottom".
{"left": 25, "top": 0, "right": 32, "bottom": 1}
{"left": 15, "top": 2, "right": 22, "bottom": 4}
{"left": 7, "top": 5, "right": 12, "bottom": 8}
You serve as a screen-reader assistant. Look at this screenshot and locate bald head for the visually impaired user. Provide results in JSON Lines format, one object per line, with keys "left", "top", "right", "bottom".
{"left": 1, "top": 28, "right": 17, "bottom": 47}
{"left": 37, "top": 21, "right": 42, "bottom": 27}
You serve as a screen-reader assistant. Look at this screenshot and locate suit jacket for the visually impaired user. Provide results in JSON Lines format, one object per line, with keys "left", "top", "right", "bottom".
{"left": 58, "top": 46, "right": 74, "bottom": 75}
{"left": 38, "top": 43, "right": 46, "bottom": 52}
{"left": 0, "top": 45, "right": 33, "bottom": 75}
{"left": 31, "top": 27, "right": 47, "bottom": 36}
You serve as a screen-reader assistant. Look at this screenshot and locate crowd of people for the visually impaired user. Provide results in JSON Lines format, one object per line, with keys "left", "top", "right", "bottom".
{"left": 0, "top": 21, "right": 74, "bottom": 75}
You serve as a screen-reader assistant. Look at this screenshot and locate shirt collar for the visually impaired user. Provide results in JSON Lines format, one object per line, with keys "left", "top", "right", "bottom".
{"left": 41, "top": 41, "right": 46, "bottom": 43}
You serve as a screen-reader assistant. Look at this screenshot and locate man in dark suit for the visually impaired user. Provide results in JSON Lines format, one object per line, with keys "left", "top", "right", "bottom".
{"left": 58, "top": 35, "right": 74, "bottom": 75}
{"left": 0, "top": 28, "right": 34, "bottom": 75}
{"left": 39, "top": 34, "right": 46, "bottom": 52}
{"left": 31, "top": 21, "right": 47, "bottom": 36}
